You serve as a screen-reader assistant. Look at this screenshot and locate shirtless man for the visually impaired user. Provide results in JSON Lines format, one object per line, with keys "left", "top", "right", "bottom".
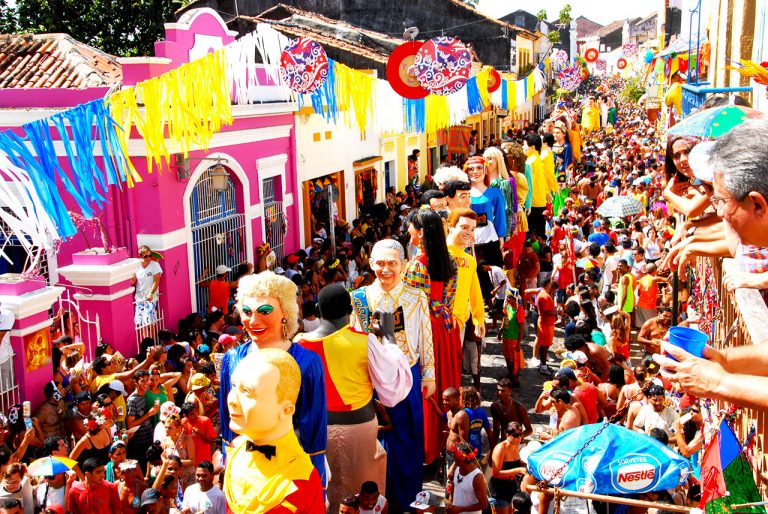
{"left": 539, "top": 389, "right": 581, "bottom": 439}
{"left": 490, "top": 378, "right": 532, "bottom": 452}
{"left": 534, "top": 374, "right": 588, "bottom": 427}
{"left": 577, "top": 176, "right": 602, "bottom": 202}
{"left": 442, "top": 387, "right": 465, "bottom": 479}
{"left": 637, "top": 307, "right": 672, "bottom": 354}
{"left": 563, "top": 334, "right": 611, "bottom": 382}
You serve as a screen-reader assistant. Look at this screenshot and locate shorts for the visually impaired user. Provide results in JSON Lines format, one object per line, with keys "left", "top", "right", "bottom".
{"left": 463, "top": 339, "right": 482, "bottom": 375}
{"left": 635, "top": 306, "right": 657, "bottom": 328}
{"left": 491, "top": 297, "right": 504, "bottom": 314}
{"left": 537, "top": 319, "right": 555, "bottom": 347}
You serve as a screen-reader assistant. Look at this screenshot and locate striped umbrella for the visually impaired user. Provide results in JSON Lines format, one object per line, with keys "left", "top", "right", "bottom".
{"left": 596, "top": 196, "right": 644, "bottom": 218}
{"left": 27, "top": 456, "right": 77, "bottom": 476}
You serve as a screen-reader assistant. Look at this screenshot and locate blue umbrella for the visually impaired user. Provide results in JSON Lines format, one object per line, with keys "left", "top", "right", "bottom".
{"left": 527, "top": 423, "right": 691, "bottom": 495}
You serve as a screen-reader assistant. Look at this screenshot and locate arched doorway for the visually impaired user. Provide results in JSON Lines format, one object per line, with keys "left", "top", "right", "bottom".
{"left": 189, "top": 165, "right": 247, "bottom": 314}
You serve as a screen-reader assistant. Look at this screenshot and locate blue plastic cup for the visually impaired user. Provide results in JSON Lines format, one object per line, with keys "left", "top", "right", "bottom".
{"left": 667, "top": 326, "right": 709, "bottom": 360}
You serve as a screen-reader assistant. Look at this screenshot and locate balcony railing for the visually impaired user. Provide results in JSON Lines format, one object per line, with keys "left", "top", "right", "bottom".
{"left": 702, "top": 256, "right": 768, "bottom": 495}
{"left": 681, "top": 83, "right": 754, "bottom": 118}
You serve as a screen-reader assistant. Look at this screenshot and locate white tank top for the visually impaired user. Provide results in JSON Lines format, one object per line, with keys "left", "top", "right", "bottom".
{"left": 452, "top": 467, "right": 483, "bottom": 514}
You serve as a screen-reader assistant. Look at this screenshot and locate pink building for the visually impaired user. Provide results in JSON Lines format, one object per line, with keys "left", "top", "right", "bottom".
{"left": 0, "top": 9, "right": 299, "bottom": 410}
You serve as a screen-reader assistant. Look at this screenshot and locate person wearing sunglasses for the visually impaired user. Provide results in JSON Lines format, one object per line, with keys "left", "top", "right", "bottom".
{"left": 131, "top": 245, "right": 163, "bottom": 326}
{"left": 489, "top": 422, "right": 528, "bottom": 514}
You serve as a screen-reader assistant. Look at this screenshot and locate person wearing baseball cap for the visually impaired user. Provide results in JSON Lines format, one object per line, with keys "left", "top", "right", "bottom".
{"left": 199, "top": 264, "right": 238, "bottom": 314}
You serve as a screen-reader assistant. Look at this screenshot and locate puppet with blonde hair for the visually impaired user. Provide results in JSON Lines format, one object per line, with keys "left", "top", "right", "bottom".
{"left": 484, "top": 147, "right": 517, "bottom": 238}
{"left": 219, "top": 271, "right": 328, "bottom": 486}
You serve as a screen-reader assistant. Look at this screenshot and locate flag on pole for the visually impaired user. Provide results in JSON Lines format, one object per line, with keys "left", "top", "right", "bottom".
{"left": 699, "top": 420, "right": 762, "bottom": 514}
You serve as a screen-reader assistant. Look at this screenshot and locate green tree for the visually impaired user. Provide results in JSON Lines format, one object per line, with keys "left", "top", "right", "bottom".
{"left": 460, "top": 0, "right": 479, "bottom": 7}
{"left": 536, "top": 9, "right": 548, "bottom": 22}
{"left": 0, "top": 0, "right": 17, "bottom": 33}
{"left": 13, "top": 0, "right": 181, "bottom": 56}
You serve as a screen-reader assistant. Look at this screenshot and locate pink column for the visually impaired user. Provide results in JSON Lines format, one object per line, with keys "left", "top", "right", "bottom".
{"left": 57, "top": 249, "right": 141, "bottom": 359}
{"left": 0, "top": 276, "right": 64, "bottom": 409}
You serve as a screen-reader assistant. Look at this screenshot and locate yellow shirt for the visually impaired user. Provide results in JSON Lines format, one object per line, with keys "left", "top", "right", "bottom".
{"left": 582, "top": 105, "right": 601, "bottom": 133}
{"left": 527, "top": 151, "right": 550, "bottom": 208}
{"left": 224, "top": 430, "right": 318, "bottom": 514}
{"left": 539, "top": 148, "right": 558, "bottom": 195}
{"left": 448, "top": 245, "right": 485, "bottom": 329}
{"left": 90, "top": 373, "right": 127, "bottom": 422}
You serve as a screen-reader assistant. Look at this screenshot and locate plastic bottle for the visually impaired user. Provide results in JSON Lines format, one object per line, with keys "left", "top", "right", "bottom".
{"left": 549, "top": 408, "right": 558, "bottom": 434}
{"left": 23, "top": 401, "right": 33, "bottom": 430}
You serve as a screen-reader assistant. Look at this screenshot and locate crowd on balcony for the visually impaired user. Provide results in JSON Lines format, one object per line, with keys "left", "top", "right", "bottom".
{"left": 2, "top": 73, "right": 768, "bottom": 514}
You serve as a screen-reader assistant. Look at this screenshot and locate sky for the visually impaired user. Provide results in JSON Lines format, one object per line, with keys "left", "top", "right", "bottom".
{"left": 476, "top": 0, "right": 659, "bottom": 26}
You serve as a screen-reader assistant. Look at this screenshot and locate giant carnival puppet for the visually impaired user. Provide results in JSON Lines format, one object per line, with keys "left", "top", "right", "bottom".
{"left": 219, "top": 272, "right": 327, "bottom": 485}
{"left": 224, "top": 348, "right": 325, "bottom": 514}
{"left": 350, "top": 239, "right": 435, "bottom": 512}
{"left": 296, "top": 283, "right": 412, "bottom": 512}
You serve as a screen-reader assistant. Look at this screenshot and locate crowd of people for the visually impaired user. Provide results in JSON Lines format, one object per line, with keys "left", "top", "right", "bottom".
{"left": 2, "top": 71, "right": 768, "bottom": 514}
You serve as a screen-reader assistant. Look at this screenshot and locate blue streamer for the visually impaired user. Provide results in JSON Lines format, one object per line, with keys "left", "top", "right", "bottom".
{"left": 465, "top": 76, "right": 484, "bottom": 115}
{"left": 501, "top": 79, "right": 508, "bottom": 110}
{"left": 0, "top": 127, "right": 78, "bottom": 237}
{"left": 310, "top": 59, "right": 338, "bottom": 124}
{"left": 403, "top": 98, "right": 425, "bottom": 134}
{"left": 523, "top": 76, "right": 528, "bottom": 100}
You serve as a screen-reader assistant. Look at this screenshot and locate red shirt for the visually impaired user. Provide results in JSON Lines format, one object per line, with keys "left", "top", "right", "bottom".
{"left": 184, "top": 415, "right": 217, "bottom": 465}
{"left": 68, "top": 481, "right": 121, "bottom": 514}
{"left": 573, "top": 384, "right": 599, "bottom": 424}
{"left": 208, "top": 279, "right": 231, "bottom": 313}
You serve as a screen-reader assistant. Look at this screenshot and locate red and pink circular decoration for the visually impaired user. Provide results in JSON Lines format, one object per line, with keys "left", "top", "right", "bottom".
{"left": 386, "top": 41, "right": 429, "bottom": 99}
{"left": 617, "top": 58, "right": 627, "bottom": 70}
{"left": 413, "top": 36, "right": 472, "bottom": 96}
{"left": 584, "top": 48, "right": 599, "bottom": 63}
{"left": 622, "top": 43, "right": 638, "bottom": 58}
{"left": 487, "top": 67, "right": 502, "bottom": 93}
{"left": 279, "top": 37, "right": 329, "bottom": 94}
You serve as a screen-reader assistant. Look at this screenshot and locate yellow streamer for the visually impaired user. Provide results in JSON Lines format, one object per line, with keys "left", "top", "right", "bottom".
{"left": 477, "top": 66, "right": 492, "bottom": 108}
{"left": 508, "top": 80, "right": 517, "bottom": 110}
{"left": 425, "top": 95, "right": 450, "bottom": 134}
{"left": 106, "top": 88, "right": 144, "bottom": 187}
{"left": 112, "top": 48, "right": 233, "bottom": 174}
{"left": 334, "top": 62, "right": 375, "bottom": 135}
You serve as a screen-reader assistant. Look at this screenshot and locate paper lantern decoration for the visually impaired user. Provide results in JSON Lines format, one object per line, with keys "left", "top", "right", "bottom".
{"left": 279, "top": 37, "right": 329, "bottom": 94}
{"left": 552, "top": 49, "right": 569, "bottom": 69}
{"left": 386, "top": 41, "right": 429, "bottom": 99}
{"left": 617, "top": 58, "right": 627, "bottom": 70}
{"left": 584, "top": 48, "right": 599, "bottom": 63}
{"left": 596, "top": 59, "right": 607, "bottom": 72}
{"left": 622, "top": 43, "right": 638, "bottom": 58}
{"left": 557, "top": 65, "right": 582, "bottom": 91}
{"left": 413, "top": 36, "right": 472, "bottom": 96}
{"left": 487, "top": 67, "right": 502, "bottom": 93}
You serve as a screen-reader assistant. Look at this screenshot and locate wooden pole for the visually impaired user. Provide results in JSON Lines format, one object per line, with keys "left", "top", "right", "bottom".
{"left": 522, "top": 484, "right": 692, "bottom": 513}
{"left": 730, "top": 500, "right": 768, "bottom": 509}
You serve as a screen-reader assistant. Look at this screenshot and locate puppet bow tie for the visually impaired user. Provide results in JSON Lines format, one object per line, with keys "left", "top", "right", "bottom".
{"left": 245, "top": 441, "right": 277, "bottom": 460}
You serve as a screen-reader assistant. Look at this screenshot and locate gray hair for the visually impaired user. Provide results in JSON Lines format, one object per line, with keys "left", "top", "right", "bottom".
{"left": 710, "top": 119, "right": 768, "bottom": 201}
{"left": 433, "top": 166, "right": 468, "bottom": 187}
{"left": 371, "top": 239, "right": 405, "bottom": 260}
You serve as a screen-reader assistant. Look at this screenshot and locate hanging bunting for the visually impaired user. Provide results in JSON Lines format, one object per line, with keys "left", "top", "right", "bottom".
{"left": 526, "top": 73, "right": 535, "bottom": 100}
{"left": 279, "top": 37, "right": 329, "bottom": 94}
{"left": 413, "top": 36, "right": 472, "bottom": 96}
{"left": 404, "top": 98, "right": 426, "bottom": 134}
{"left": 508, "top": 80, "right": 517, "bottom": 111}
{"left": 335, "top": 61, "right": 376, "bottom": 134}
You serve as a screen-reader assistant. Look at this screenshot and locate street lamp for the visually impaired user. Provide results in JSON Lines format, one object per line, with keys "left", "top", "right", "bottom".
{"left": 210, "top": 162, "right": 229, "bottom": 192}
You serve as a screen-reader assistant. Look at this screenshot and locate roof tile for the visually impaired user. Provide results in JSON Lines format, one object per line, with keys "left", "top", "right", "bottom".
{"left": 0, "top": 33, "right": 122, "bottom": 89}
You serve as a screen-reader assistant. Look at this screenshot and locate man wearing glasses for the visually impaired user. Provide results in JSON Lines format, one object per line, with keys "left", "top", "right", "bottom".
{"left": 131, "top": 245, "right": 163, "bottom": 326}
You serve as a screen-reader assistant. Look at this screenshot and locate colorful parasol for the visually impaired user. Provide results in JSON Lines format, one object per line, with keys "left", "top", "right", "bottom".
{"left": 279, "top": 37, "right": 329, "bottom": 94}
{"left": 551, "top": 49, "right": 569, "bottom": 69}
{"left": 557, "top": 65, "right": 582, "bottom": 91}
{"left": 575, "top": 258, "right": 596, "bottom": 269}
{"left": 668, "top": 105, "right": 764, "bottom": 138}
{"left": 595, "top": 196, "right": 644, "bottom": 218}
{"left": 413, "top": 36, "right": 472, "bottom": 96}
{"left": 584, "top": 48, "right": 599, "bottom": 63}
{"left": 27, "top": 456, "right": 78, "bottom": 476}
{"left": 386, "top": 41, "right": 429, "bottom": 99}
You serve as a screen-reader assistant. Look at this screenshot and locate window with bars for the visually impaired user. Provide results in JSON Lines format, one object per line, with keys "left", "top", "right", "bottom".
{"left": 0, "top": 352, "right": 19, "bottom": 415}
{"left": 0, "top": 210, "right": 50, "bottom": 283}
